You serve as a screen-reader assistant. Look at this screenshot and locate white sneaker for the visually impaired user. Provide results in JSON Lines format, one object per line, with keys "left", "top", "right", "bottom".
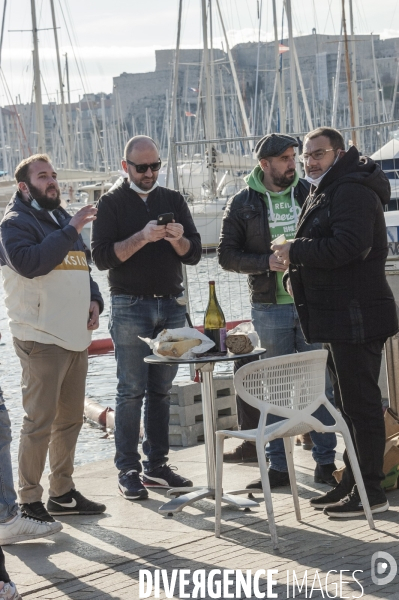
{"left": 0, "top": 582, "right": 22, "bottom": 599}
{"left": 0, "top": 510, "right": 62, "bottom": 545}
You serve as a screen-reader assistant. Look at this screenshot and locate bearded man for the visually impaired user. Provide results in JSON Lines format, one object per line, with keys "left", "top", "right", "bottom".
{"left": 0, "top": 154, "right": 106, "bottom": 523}
{"left": 92, "top": 136, "right": 201, "bottom": 501}
{"left": 274, "top": 127, "right": 398, "bottom": 517}
{"left": 218, "top": 133, "right": 337, "bottom": 491}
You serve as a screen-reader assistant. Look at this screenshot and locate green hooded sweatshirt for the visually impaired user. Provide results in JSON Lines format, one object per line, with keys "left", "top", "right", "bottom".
{"left": 244, "top": 165, "right": 301, "bottom": 304}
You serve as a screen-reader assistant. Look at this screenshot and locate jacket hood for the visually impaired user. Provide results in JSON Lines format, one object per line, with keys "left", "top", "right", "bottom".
{"left": 317, "top": 145, "right": 391, "bottom": 205}
{"left": 245, "top": 165, "right": 299, "bottom": 196}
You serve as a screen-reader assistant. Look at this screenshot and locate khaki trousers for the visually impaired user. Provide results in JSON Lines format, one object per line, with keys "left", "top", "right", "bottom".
{"left": 13, "top": 338, "right": 88, "bottom": 503}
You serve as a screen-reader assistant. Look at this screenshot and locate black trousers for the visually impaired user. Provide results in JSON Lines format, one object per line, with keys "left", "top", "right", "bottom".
{"left": 325, "top": 339, "right": 386, "bottom": 494}
{"left": 234, "top": 356, "right": 260, "bottom": 430}
{"left": 0, "top": 547, "right": 10, "bottom": 583}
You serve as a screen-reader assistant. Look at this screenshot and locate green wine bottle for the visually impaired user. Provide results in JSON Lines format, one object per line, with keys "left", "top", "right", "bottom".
{"left": 204, "top": 280, "right": 227, "bottom": 352}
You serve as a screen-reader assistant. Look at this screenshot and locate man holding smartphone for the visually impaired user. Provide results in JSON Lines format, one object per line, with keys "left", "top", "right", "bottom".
{"left": 92, "top": 136, "right": 201, "bottom": 501}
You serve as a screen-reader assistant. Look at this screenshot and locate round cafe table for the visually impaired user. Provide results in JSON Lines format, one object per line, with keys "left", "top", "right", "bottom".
{"left": 144, "top": 348, "right": 266, "bottom": 515}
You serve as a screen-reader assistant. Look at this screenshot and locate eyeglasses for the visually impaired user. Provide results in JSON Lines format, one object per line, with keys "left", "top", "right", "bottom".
{"left": 299, "top": 148, "right": 334, "bottom": 163}
{"left": 125, "top": 159, "right": 162, "bottom": 173}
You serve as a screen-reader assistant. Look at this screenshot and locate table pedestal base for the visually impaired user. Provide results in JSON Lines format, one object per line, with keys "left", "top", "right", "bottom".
{"left": 223, "top": 487, "right": 264, "bottom": 496}
{"left": 158, "top": 487, "right": 258, "bottom": 515}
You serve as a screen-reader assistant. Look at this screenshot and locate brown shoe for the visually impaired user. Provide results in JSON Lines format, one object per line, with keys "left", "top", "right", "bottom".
{"left": 223, "top": 441, "right": 258, "bottom": 463}
{"left": 296, "top": 433, "right": 314, "bottom": 450}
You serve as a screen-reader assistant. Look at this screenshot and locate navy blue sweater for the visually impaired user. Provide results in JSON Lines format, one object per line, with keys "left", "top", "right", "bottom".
{"left": 0, "top": 193, "right": 103, "bottom": 311}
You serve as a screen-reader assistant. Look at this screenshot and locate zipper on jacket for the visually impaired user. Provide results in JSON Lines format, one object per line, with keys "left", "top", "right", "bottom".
{"left": 257, "top": 191, "right": 278, "bottom": 299}
{"left": 297, "top": 193, "right": 325, "bottom": 235}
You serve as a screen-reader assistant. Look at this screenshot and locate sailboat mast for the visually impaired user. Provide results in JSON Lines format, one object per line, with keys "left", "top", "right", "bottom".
{"left": 201, "top": 0, "right": 214, "bottom": 140}
{"left": 214, "top": 0, "right": 251, "bottom": 138}
{"left": 331, "top": 27, "right": 343, "bottom": 127}
{"left": 272, "top": 0, "right": 285, "bottom": 133}
{"left": 49, "top": 0, "right": 71, "bottom": 168}
{"left": 371, "top": 34, "right": 380, "bottom": 123}
{"left": 341, "top": 0, "right": 357, "bottom": 146}
{"left": 253, "top": 0, "right": 263, "bottom": 135}
{"left": 284, "top": 0, "right": 299, "bottom": 133}
{"left": 166, "top": 0, "right": 183, "bottom": 188}
{"left": 348, "top": 0, "right": 360, "bottom": 144}
{"left": 31, "top": 0, "right": 45, "bottom": 153}
{"left": 201, "top": 0, "right": 216, "bottom": 193}
{"left": 0, "top": 0, "right": 9, "bottom": 173}
{"left": 209, "top": 0, "right": 217, "bottom": 139}
{"left": 292, "top": 43, "right": 313, "bottom": 130}
{"left": 101, "top": 94, "right": 108, "bottom": 171}
{"left": 391, "top": 61, "right": 399, "bottom": 121}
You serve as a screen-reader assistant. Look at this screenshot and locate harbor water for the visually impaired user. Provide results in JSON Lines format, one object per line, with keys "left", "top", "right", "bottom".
{"left": 1, "top": 257, "right": 250, "bottom": 475}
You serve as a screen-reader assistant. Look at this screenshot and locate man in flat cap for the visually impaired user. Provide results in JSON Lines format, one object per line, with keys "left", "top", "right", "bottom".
{"left": 218, "top": 133, "right": 337, "bottom": 490}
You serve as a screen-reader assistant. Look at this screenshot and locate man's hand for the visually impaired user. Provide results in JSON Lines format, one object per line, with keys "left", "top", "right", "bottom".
{"left": 165, "top": 221, "right": 184, "bottom": 243}
{"left": 286, "top": 277, "right": 294, "bottom": 297}
{"left": 114, "top": 220, "right": 165, "bottom": 262}
{"left": 87, "top": 301, "right": 100, "bottom": 330}
{"left": 142, "top": 220, "right": 167, "bottom": 243}
{"left": 164, "top": 220, "right": 191, "bottom": 256}
{"left": 271, "top": 241, "right": 292, "bottom": 266}
{"left": 269, "top": 253, "right": 287, "bottom": 272}
{"left": 69, "top": 205, "right": 97, "bottom": 234}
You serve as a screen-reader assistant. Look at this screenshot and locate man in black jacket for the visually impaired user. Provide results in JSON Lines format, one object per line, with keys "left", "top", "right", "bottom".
{"left": 218, "top": 133, "right": 337, "bottom": 490}
{"left": 274, "top": 127, "right": 398, "bottom": 517}
{"left": 92, "top": 136, "right": 201, "bottom": 501}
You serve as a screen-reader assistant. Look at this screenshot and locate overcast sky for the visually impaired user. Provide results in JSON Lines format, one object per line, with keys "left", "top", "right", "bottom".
{"left": 1, "top": 0, "right": 398, "bottom": 104}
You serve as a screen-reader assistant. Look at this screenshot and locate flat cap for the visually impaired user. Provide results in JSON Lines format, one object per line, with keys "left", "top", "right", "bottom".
{"left": 255, "top": 133, "right": 298, "bottom": 159}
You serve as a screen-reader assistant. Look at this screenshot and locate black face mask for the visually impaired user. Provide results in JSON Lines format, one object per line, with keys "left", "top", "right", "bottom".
{"left": 26, "top": 182, "right": 61, "bottom": 210}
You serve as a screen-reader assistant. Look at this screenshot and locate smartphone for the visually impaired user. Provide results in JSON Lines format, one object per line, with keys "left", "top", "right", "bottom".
{"left": 157, "top": 212, "right": 174, "bottom": 225}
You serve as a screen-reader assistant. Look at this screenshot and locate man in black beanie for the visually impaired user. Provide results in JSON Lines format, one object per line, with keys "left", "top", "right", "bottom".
{"left": 218, "top": 133, "right": 337, "bottom": 491}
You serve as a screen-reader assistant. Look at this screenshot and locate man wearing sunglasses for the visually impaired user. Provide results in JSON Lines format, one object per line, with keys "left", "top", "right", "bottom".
{"left": 92, "top": 136, "right": 201, "bottom": 501}
{"left": 273, "top": 126, "right": 398, "bottom": 518}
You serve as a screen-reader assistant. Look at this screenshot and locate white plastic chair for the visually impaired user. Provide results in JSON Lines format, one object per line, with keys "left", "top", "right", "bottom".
{"left": 214, "top": 349, "right": 374, "bottom": 549}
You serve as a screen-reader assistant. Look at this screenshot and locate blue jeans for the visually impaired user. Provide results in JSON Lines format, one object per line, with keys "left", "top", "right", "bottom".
{"left": 109, "top": 295, "right": 186, "bottom": 473}
{"left": 251, "top": 303, "right": 337, "bottom": 472}
{"left": 0, "top": 390, "right": 18, "bottom": 523}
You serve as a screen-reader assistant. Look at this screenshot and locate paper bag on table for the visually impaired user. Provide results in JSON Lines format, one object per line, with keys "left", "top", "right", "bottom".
{"left": 226, "top": 322, "right": 260, "bottom": 355}
{"left": 140, "top": 327, "right": 215, "bottom": 360}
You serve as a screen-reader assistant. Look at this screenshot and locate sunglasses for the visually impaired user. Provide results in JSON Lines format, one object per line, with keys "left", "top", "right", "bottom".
{"left": 125, "top": 159, "right": 162, "bottom": 173}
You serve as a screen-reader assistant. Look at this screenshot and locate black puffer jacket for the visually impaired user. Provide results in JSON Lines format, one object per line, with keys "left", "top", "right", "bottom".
{"left": 218, "top": 179, "right": 309, "bottom": 303}
{"left": 287, "top": 146, "right": 398, "bottom": 344}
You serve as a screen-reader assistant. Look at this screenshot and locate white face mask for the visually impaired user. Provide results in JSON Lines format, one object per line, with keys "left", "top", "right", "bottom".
{"left": 129, "top": 179, "right": 159, "bottom": 195}
{"left": 304, "top": 154, "right": 340, "bottom": 188}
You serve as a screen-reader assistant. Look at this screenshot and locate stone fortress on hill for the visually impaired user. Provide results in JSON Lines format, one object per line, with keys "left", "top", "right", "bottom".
{"left": 1, "top": 31, "right": 398, "bottom": 173}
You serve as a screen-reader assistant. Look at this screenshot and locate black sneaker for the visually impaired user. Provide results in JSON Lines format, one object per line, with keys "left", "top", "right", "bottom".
{"left": 310, "top": 482, "right": 350, "bottom": 509}
{"left": 246, "top": 468, "right": 290, "bottom": 490}
{"left": 47, "top": 489, "right": 106, "bottom": 515}
{"left": 142, "top": 464, "right": 193, "bottom": 488}
{"left": 20, "top": 501, "right": 55, "bottom": 523}
{"left": 314, "top": 463, "right": 337, "bottom": 487}
{"left": 323, "top": 485, "right": 389, "bottom": 518}
{"left": 118, "top": 470, "right": 148, "bottom": 500}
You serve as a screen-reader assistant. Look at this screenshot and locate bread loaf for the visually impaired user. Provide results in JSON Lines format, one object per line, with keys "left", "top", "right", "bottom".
{"left": 158, "top": 338, "right": 201, "bottom": 357}
{"left": 225, "top": 333, "right": 254, "bottom": 355}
